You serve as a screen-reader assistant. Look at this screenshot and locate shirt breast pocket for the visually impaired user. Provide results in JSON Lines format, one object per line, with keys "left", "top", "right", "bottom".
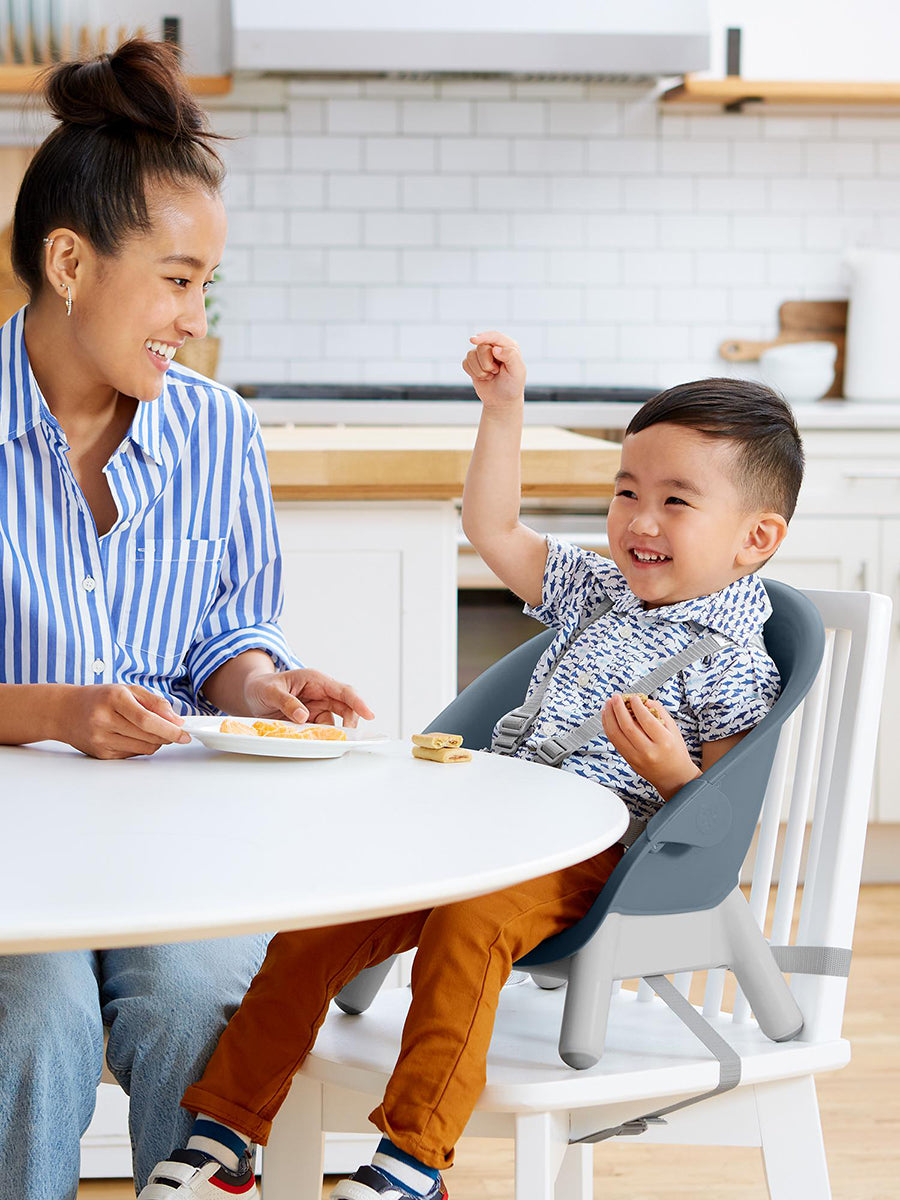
{"left": 118, "top": 538, "right": 227, "bottom": 675}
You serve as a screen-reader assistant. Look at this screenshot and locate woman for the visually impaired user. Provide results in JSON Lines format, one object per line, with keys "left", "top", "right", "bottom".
{"left": 0, "top": 39, "right": 372, "bottom": 1198}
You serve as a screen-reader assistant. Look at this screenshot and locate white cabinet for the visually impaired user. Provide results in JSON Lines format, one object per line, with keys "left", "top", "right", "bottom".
{"left": 759, "top": 431, "right": 900, "bottom": 822}
{"left": 274, "top": 501, "right": 458, "bottom": 737}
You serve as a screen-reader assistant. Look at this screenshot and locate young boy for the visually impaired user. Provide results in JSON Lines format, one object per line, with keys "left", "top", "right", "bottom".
{"left": 139, "top": 333, "right": 803, "bottom": 1200}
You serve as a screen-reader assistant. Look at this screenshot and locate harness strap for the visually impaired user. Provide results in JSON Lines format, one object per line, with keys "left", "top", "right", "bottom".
{"left": 570, "top": 946, "right": 851, "bottom": 1145}
{"left": 491, "top": 599, "right": 614, "bottom": 755}
{"left": 535, "top": 630, "right": 729, "bottom": 768}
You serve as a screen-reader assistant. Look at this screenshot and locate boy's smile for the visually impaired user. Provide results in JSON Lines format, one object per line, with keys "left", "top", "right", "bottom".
{"left": 607, "top": 422, "right": 783, "bottom": 609}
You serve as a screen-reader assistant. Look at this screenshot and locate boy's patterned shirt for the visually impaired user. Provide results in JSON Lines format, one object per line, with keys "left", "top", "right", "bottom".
{"left": 499, "top": 536, "right": 781, "bottom": 821}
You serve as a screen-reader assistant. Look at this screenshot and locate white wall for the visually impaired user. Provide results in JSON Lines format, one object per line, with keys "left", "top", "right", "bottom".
{"left": 6, "top": 71, "right": 900, "bottom": 391}
{"left": 206, "top": 76, "right": 900, "bottom": 391}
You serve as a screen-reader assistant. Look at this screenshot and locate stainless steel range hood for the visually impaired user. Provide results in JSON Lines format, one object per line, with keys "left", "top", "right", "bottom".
{"left": 231, "top": 0, "right": 711, "bottom": 78}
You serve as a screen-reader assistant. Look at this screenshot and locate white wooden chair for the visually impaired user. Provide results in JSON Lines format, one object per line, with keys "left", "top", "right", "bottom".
{"left": 261, "top": 587, "right": 890, "bottom": 1200}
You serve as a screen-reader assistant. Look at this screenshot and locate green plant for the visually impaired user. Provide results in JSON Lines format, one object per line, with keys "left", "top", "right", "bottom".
{"left": 205, "top": 276, "right": 221, "bottom": 336}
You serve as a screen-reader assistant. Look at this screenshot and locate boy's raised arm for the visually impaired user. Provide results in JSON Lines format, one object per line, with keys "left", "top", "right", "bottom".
{"left": 461, "top": 331, "right": 549, "bottom": 607}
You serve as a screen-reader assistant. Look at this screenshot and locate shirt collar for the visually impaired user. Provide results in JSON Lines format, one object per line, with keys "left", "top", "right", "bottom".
{"left": 587, "top": 556, "right": 771, "bottom": 647}
{"left": 0, "top": 306, "right": 165, "bottom": 463}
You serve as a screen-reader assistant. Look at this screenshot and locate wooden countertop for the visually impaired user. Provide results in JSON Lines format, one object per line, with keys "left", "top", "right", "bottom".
{"left": 262, "top": 425, "right": 621, "bottom": 501}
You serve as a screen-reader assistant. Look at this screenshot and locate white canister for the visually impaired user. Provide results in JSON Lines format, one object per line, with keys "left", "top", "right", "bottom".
{"left": 843, "top": 248, "right": 900, "bottom": 402}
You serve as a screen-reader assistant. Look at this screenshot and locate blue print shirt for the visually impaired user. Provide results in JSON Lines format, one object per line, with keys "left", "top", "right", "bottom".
{"left": 0, "top": 307, "right": 300, "bottom": 713}
{"left": 504, "top": 536, "right": 781, "bottom": 821}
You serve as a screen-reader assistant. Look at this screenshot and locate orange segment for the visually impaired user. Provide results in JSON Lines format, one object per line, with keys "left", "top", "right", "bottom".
{"left": 220, "top": 718, "right": 257, "bottom": 736}
{"left": 253, "top": 719, "right": 306, "bottom": 739}
{"left": 295, "top": 724, "right": 347, "bottom": 741}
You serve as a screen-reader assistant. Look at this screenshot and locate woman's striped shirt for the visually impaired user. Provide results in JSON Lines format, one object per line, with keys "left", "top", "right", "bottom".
{"left": 0, "top": 307, "right": 300, "bottom": 713}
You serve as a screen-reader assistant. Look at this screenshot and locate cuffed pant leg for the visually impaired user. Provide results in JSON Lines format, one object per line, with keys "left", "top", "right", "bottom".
{"left": 182, "top": 913, "right": 427, "bottom": 1146}
{"left": 99, "top": 934, "right": 269, "bottom": 1195}
{"left": 372, "top": 847, "right": 623, "bottom": 1170}
{"left": 0, "top": 950, "right": 103, "bottom": 1200}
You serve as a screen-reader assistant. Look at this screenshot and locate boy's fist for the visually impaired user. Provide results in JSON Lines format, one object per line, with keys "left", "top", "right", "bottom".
{"left": 462, "top": 330, "right": 526, "bottom": 408}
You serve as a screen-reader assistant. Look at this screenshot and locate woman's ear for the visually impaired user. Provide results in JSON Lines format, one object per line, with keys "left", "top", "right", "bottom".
{"left": 737, "top": 512, "right": 788, "bottom": 568}
{"left": 43, "top": 228, "right": 81, "bottom": 289}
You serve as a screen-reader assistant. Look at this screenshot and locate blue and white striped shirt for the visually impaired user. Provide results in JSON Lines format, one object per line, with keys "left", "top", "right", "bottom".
{"left": 0, "top": 307, "right": 300, "bottom": 714}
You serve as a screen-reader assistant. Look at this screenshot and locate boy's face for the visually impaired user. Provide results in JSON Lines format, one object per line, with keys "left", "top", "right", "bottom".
{"left": 607, "top": 423, "right": 778, "bottom": 608}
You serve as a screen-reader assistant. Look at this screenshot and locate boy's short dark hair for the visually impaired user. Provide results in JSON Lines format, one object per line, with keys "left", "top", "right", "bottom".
{"left": 626, "top": 377, "right": 804, "bottom": 521}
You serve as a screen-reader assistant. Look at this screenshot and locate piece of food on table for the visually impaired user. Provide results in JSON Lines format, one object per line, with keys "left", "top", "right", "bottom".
{"left": 219, "top": 718, "right": 256, "bottom": 736}
{"left": 412, "top": 745, "right": 472, "bottom": 764}
{"left": 411, "top": 732, "right": 464, "bottom": 749}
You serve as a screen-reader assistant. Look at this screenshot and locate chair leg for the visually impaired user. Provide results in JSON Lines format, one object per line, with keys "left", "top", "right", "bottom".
{"left": 335, "top": 957, "right": 397, "bottom": 1015}
{"left": 756, "top": 1076, "right": 831, "bottom": 1200}
{"left": 721, "top": 891, "right": 804, "bottom": 1042}
{"left": 514, "top": 1111, "right": 569, "bottom": 1200}
{"left": 558, "top": 920, "right": 619, "bottom": 1069}
{"left": 531, "top": 971, "right": 566, "bottom": 991}
{"left": 261, "top": 1075, "right": 325, "bottom": 1200}
{"left": 554, "top": 1144, "right": 592, "bottom": 1200}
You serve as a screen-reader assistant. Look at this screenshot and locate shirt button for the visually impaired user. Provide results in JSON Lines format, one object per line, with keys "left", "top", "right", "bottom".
{"left": 92, "top": 658, "right": 105, "bottom": 674}
{"left": 82, "top": 576, "right": 96, "bottom": 592}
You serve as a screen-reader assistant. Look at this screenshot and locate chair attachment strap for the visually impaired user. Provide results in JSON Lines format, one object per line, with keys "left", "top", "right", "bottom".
{"left": 570, "top": 944, "right": 851, "bottom": 1145}
{"left": 769, "top": 945, "right": 852, "bottom": 977}
{"left": 571, "top": 973, "right": 742, "bottom": 1145}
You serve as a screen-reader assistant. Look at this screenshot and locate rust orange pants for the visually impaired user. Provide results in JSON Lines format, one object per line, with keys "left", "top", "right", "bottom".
{"left": 181, "top": 845, "right": 622, "bottom": 1170}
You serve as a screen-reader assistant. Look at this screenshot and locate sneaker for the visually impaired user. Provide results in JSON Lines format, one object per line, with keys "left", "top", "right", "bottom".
{"left": 330, "top": 1163, "right": 448, "bottom": 1200}
{"left": 138, "top": 1148, "right": 259, "bottom": 1199}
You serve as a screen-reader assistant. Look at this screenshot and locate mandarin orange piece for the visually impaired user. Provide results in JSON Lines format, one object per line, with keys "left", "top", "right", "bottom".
{"left": 219, "top": 718, "right": 257, "bottom": 736}
{"left": 295, "top": 724, "right": 347, "bottom": 741}
{"left": 252, "top": 719, "right": 306, "bottom": 739}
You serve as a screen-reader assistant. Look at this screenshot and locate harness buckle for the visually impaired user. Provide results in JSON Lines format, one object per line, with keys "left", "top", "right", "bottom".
{"left": 535, "top": 735, "right": 570, "bottom": 767}
{"left": 492, "top": 708, "right": 536, "bottom": 754}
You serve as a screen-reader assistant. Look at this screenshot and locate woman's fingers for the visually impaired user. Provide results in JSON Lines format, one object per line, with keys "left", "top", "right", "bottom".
{"left": 116, "top": 688, "right": 191, "bottom": 744}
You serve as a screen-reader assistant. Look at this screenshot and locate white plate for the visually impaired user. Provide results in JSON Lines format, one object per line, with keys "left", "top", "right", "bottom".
{"left": 181, "top": 717, "right": 388, "bottom": 759}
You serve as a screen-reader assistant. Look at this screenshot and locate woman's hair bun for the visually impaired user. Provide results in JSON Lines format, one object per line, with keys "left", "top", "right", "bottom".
{"left": 44, "top": 38, "right": 205, "bottom": 139}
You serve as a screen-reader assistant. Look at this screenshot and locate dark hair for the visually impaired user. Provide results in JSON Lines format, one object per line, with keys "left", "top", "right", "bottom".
{"left": 12, "top": 38, "right": 226, "bottom": 297}
{"left": 626, "top": 377, "right": 804, "bottom": 521}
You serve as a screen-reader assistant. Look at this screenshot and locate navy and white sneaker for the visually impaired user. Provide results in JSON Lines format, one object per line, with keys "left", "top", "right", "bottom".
{"left": 138, "top": 1147, "right": 259, "bottom": 1198}
{"left": 330, "top": 1164, "right": 448, "bottom": 1200}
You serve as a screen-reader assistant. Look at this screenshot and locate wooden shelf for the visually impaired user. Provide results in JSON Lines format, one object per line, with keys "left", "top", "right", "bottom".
{"left": 0, "top": 64, "right": 231, "bottom": 95}
{"left": 663, "top": 74, "right": 900, "bottom": 109}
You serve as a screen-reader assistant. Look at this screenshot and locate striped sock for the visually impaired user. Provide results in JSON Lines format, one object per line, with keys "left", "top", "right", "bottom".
{"left": 186, "top": 1115, "right": 250, "bottom": 1173}
{"left": 371, "top": 1137, "right": 441, "bottom": 1196}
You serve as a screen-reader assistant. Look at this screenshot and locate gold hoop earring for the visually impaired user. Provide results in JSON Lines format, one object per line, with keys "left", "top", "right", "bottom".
{"left": 65, "top": 285, "right": 72, "bottom": 317}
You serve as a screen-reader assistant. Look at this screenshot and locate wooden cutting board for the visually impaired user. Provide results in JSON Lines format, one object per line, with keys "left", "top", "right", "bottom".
{"left": 719, "top": 300, "right": 848, "bottom": 398}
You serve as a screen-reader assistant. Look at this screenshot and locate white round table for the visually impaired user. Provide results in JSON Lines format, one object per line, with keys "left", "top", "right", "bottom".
{"left": 0, "top": 738, "right": 628, "bottom": 954}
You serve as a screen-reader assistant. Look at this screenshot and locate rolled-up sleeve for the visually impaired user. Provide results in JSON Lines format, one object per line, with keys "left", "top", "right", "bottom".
{"left": 184, "top": 420, "right": 302, "bottom": 698}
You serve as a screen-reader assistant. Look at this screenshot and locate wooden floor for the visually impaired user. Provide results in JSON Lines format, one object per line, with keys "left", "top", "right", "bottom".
{"left": 78, "top": 885, "right": 899, "bottom": 1200}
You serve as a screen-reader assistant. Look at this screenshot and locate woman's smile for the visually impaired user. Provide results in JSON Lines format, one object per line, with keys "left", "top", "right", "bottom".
{"left": 144, "top": 338, "right": 179, "bottom": 372}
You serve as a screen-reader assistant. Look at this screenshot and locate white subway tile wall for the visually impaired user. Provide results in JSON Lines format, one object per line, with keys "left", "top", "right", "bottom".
{"left": 7, "top": 77, "right": 900, "bottom": 389}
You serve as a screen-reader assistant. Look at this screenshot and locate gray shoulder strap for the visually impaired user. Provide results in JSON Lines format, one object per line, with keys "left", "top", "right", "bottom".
{"left": 492, "top": 598, "right": 614, "bottom": 756}
{"left": 535, "top": 631, "right": 728, "bottom": 768}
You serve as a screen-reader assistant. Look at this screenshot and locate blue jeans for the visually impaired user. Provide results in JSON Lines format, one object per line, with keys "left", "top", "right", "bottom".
{"left": 0, "top": 935, "right": 269, "bottom": 1200}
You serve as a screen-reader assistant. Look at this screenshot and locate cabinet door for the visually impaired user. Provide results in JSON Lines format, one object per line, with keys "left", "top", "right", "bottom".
{"left": 877, "top": 520, "right": 900, "bottom": 822}
{"left": 275, "top": 501, "right": 458, "bottom": 737}
{"left": 759, "top": 515, "right": 880, "bottom": 593}
{"left": 760, "top": 515, "right": 882, "bottom": 820}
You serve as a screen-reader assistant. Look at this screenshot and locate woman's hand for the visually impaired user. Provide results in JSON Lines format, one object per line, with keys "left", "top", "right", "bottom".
{"left": 601, "top": 693, "right": 701, "bottom": 802}
{"left": 242, "top": 668, "right": 375, "bottom": 728}
{"left": 462, "top": 330, "right": 526, "bottom": 410}
{"left": 60, "top": 684, "right": 192, "bottom": 759}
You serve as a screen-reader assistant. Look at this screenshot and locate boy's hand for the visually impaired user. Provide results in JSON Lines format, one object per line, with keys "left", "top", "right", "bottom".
{"left": 601, "top": 693, "right": 701, "bottom": 802}
{"left": 462, "top": 330, "right": 526, "bottom": 409}
{"left": 243, "top": 668, "right": 375, "bottom": 728}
